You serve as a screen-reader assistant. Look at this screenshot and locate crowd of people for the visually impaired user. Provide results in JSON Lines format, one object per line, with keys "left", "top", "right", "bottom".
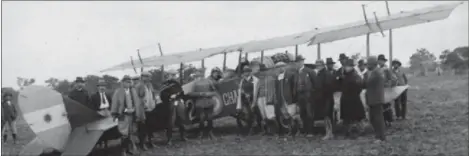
{"left": 0, "top": 52, "right": 408, "bottom": 155}
{"left": 233, "top": 53, "right": 408, "bottom": 143}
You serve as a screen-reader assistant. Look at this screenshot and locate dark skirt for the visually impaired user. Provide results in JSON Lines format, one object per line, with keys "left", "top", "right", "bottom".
{"left": 340, "top": 92, "right": 366, "bottom": 122}
{"left": 313, "top": 93, "right": 334, "bottom": 121}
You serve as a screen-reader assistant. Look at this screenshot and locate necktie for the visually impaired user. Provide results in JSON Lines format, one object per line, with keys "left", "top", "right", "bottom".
{"left": 101, "top": 93, "right": 105, "bottom": 104}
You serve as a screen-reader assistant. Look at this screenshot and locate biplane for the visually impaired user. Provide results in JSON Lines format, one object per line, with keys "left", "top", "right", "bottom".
{"left": 100, "top": 2, "right": 461, "bottom": 124}
{"left": 15, "top": 2, "right": 462, "bottom": 155}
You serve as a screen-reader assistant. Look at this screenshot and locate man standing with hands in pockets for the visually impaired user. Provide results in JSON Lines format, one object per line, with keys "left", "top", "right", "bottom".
{"left": 111, "top": 75, "right": 144, "bottom": 156}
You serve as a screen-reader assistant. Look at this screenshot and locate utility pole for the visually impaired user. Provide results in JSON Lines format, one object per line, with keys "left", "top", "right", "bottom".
{"left": 385, "top": 1, "right": 393, "bottom": 67}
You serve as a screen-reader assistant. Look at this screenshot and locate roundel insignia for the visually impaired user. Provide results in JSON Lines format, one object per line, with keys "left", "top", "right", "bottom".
{"left": 17, "top": 86, "right": 72, "bottom": 151}
{"left": 44, "top": 114, "right": 52, "bottom": 123}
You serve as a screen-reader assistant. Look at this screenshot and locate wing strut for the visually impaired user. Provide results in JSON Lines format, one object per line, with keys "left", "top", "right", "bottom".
{"left": 373, "top": 12, "right": 386, "bottom": 37}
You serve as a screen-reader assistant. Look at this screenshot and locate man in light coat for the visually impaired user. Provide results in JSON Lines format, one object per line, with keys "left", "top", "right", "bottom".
{"left": 134, "top": 71, "right": 157, "bottom": 150}
{"left": 111, "top": 75, "right": 143, "bottom": 156}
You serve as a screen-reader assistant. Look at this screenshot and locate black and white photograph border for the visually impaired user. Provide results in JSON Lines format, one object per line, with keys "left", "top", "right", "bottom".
{"left": 1, "top": 1, "right": 468, "bottom": 156}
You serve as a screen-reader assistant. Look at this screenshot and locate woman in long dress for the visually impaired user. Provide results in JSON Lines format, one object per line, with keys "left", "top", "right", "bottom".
{"left": 340, "top": 59, "right": 366, "bottom": 138}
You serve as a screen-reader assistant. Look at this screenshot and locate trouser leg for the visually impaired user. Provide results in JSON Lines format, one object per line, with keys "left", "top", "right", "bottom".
{"left": 137, "top": 122, "right": 148, "bottom": 150}
{"left": 394, "top": 98, "right": 401, "bottom": 119}
{"left": 369, "top": 105, "right": 386, "bottom": 141}
{"left": 299, "top": 96, "right": 311, "bottom": 135}
{"left": 401, "top": 90, "right": 408, "bottom": 119}
{"left": 10, "top": 120, "right": 17, "bottom": 144}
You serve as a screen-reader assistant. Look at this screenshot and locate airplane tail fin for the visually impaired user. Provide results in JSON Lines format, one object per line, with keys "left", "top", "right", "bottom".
{"left": 61, "top": 96, "right": 103, "bottom": 129}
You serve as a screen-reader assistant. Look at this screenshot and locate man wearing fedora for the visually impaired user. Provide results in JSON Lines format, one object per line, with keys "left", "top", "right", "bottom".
{"left": 135, "top": 71, "right": 157, "bottom": 150}
{"left": 314, "top": 58, "right": 336, "bottom": 140}
{"left": 364, "top": 56, "right": 387, "bottom": 143}
{"left": 90, "top": 79, "right": 113, "bottom": 148}
{"left": 90, "top": 79, "right": 113, "bottom": 115}
{"left": 293, "top": 55, "right": 317, "bottom": 137}
{"left": 68, "top": 77, "right": 91, "bottom": 108}
{"left": 111, "top": 75, "right": 143, "bottom": 156}
{"left": 392, "top": 59, "right": 408, "bottom": 120}
{"left": 337, "top": 53, "right": 348, "bottom": 80}
{"left": 377, "top": 54, "right": 397, "bottom": 126}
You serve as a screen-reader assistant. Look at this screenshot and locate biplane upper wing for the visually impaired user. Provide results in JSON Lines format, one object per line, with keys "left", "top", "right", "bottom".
{"left": 100, "top": 2, "right": 462, "bottom": 73}
{"left": 306, "top": 2, "right": 462, "bottom": 45}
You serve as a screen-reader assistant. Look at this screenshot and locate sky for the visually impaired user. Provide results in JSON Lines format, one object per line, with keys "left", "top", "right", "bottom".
{"left": 2, "top": 1, "right": 468, "bottom": 89}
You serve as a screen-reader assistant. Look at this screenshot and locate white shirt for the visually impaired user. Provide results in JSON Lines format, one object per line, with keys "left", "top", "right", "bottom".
{"left": 99, "top": 92, "right": 110, "bottom": 109}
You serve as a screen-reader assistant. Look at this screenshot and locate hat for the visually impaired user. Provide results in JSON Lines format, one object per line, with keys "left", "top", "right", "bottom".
{"left": 75, "top": 77, "right": 85, "bottom": 83}
{"left": 3, "top": 92, "right": 13, "bottom": 98}
{"left": 296, "top": 55, "right": 305, "bottom": 62}
{"left": 377, "top": 54, "right": 388, "bottom": 61}
{"left": 194, "top": 68, "right": 205, "bottom": 75}
{"left": 392, "top": 59, "right": 402, "bottom": 66}
{"left": 358, "top": 59, "right": 366, "bottom": 65}
{"left": 131, "top": 76, "right": 140, "bottom": 81}
{"left": 315, "top": 59, "right": 325, "bottom": 66}
{"left": 242, "top": 66, "right": 252, "bottom": 73}
{"left": 339, "top": 53, "right": 347, "bottom": 61}
{"left": 121, "top": 75, "right": 132, "bottom": 82}
{"left": 141, "top": 71, "right": 151, "bottom": 77}
{"left": 344, "top": 58, "right": 355, "bottom": 67}
{"left": 97, "top": 79, "right": 107, "bottom": 86}
{"left": 275, "top": 62, "right": 287, "bottom": 67}
{"left": 367, "top": 56, "right": 379, "bottom": 65}
{"left": 326, "top": 58, "right": 336, "bottom": 65}
{"left": 211, "top": 67, "right": 222, "bottom": 74}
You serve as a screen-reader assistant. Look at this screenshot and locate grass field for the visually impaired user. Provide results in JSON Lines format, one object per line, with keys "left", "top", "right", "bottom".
{"left": 2, "top": 74, "right": 468, "bottom": 156}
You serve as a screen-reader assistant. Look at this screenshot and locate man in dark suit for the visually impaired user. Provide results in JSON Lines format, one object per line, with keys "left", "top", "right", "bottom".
{"left": 293, "top": 55, "right": 317, "bottom": 137}
{"left": 90, "top": 79, "right": 112, "bottom": 115}
{"left": 90, "top": 79, "right": 112, "bottom": 148}
{"left": 315, "top": 58, "right": 337, "bottom": 140}
{"left": 69, "top": 77, "right": 91, "bottom": 108}
{"left": 365, "top": 56, "right": 387, "bottom": 143}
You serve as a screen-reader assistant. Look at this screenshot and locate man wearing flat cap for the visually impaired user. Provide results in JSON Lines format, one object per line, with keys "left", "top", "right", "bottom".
{"left": 111, "top": 75, "right": 143, "bottom": 156}
{"left": 314, "top": 58, "right": 336, "bottom": 140}
{"left": 134, "top": 71, "right": 157, "bottom": 150}
{"left": 377, "top": 54, "right": 397, "bottom": 126}
{"left": 185, "top": 67, "right": 221, "bottom": 139}
{"left": 364, "top": 56, "right": 387, "bottom": 143}
{"left": 392, "top": 59, "right": 408, "bottom": 120}
{"left": 68, "top": 77, "right": 91, "bottom": 108}
{"left": 293, "top": 55, "right": 318, "bottom": 137}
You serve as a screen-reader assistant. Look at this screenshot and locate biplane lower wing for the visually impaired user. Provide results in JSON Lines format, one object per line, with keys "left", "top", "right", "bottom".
{"left": 334, "top": 85, "right": 410, "bottom": 106}
{"left": 18, "top": 137, "right": 52, "bottom": 156}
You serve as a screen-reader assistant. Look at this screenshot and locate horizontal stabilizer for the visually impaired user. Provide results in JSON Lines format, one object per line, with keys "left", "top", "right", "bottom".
{"left": 62, "top": 126, "right": 105, "bottom": 156}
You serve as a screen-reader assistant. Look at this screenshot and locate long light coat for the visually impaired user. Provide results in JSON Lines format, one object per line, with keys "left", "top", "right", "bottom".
{"left": 111, "top": 87, "right": 145, "bottom": 122}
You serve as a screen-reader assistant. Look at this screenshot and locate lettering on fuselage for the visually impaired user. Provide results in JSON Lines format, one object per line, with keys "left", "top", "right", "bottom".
{"left": 221, "top": 90, "right": 238, "bottom": 106}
